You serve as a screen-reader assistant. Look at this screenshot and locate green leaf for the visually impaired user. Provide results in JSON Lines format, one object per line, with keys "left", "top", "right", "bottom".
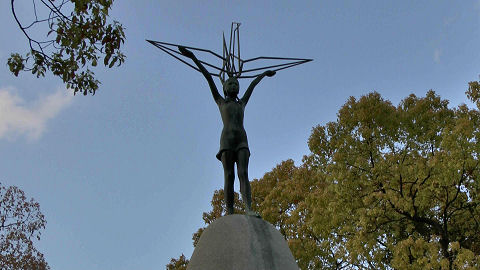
{"left": 108, "top": 56, "right": 117, "bottom": 68}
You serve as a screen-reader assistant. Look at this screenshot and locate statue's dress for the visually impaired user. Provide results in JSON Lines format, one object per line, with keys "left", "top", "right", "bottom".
{"left": 216, "top": 97, "right": 250, "bottom": 161}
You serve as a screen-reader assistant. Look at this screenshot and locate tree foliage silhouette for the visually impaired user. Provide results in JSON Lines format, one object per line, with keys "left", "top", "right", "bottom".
{"left": 8, "top": 0, "right": 125, "bottom": 95}
{"left": 166, "top": 254, "right": 188, "bottom": 270}
{"left": 0, "top": 183, "right": 49, "bottom": 270}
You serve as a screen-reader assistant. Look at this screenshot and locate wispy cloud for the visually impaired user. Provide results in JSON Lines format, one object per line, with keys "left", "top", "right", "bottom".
{"left": 0, "top": 87, "right": 73, "bottom": 141}
{"left": 433, "top": 49, "right": 441, "bottom": 64}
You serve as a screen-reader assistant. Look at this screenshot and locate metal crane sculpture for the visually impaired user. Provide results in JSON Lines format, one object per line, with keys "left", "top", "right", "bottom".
{"left": 147, "top": 22, "right": 312, "bottom": 82}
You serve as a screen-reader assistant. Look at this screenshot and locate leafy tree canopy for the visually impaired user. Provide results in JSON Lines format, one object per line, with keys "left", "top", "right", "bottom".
{"left": 166, "top": 254, "right": 188, "bottom": 270}
{"left": 168, "top": 83, "right": 480, "bottom": 270}
{"left": 8, "top": 0, "right": 125, "bottom": 95}
{"left": 0, "top": 183, "right": 49, "bottom": 270}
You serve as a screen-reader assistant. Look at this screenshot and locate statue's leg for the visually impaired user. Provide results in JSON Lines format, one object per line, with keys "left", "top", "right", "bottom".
{"left": 221, "top": 151, "right": 235, "bottom": 215}
{"left": 237, "top": 148, "right": 259, "bottom": 217}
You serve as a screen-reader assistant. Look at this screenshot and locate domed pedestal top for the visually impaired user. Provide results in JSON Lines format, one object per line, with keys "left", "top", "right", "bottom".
{"left": 187, "top": 214, "right": 299, "bottom": 270}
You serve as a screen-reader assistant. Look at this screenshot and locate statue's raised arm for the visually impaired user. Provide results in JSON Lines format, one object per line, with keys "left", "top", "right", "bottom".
{"left": 241, "top": 70, "right": 276, "bottom": 105}
{"left": 179, "top": 46, "right": 223, "bottom": 104}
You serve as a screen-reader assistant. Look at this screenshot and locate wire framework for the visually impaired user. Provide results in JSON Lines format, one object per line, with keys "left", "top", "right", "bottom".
{"left": 147, "top": 23, "right": 312, "bottom": 81}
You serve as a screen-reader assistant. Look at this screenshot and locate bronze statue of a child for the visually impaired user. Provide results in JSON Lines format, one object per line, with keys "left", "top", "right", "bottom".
{"left": 179, "top": 46, "right": 275, "bottom": 216}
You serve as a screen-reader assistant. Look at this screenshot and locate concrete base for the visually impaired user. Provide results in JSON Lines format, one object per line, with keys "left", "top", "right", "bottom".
{"left": 187, "top": 214, "right": 299, "bottom": 270}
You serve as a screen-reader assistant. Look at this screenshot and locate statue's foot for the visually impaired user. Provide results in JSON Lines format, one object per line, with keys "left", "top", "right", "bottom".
{"left": 246, "top": 210, "right": 261, "bottom": 218}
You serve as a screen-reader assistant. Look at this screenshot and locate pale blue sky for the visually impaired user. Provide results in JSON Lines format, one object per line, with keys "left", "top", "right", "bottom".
{"left": 0, "top": 1, "right": 479, "bottom": 269}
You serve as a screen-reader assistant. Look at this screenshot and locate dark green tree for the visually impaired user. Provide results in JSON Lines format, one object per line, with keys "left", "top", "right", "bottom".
{"left": 8, "top": 0, "right": 125, "bottom": 95}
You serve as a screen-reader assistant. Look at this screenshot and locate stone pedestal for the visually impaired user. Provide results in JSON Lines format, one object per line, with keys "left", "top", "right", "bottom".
{"left": 187, "top": 214, "right": 299, "bottom": 270}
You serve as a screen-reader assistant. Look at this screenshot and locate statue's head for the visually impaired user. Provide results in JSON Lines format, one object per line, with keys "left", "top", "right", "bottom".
{"left": 223, "top": 77, "right": 239, "bottom": 97}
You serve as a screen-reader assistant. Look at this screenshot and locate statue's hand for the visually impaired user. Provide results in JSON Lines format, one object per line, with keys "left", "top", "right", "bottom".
{"left": 264, "top": 70, "right": 276, "bottom": 77}
{"left": 178, "top": 46, "right": 195, "bottom": 59}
